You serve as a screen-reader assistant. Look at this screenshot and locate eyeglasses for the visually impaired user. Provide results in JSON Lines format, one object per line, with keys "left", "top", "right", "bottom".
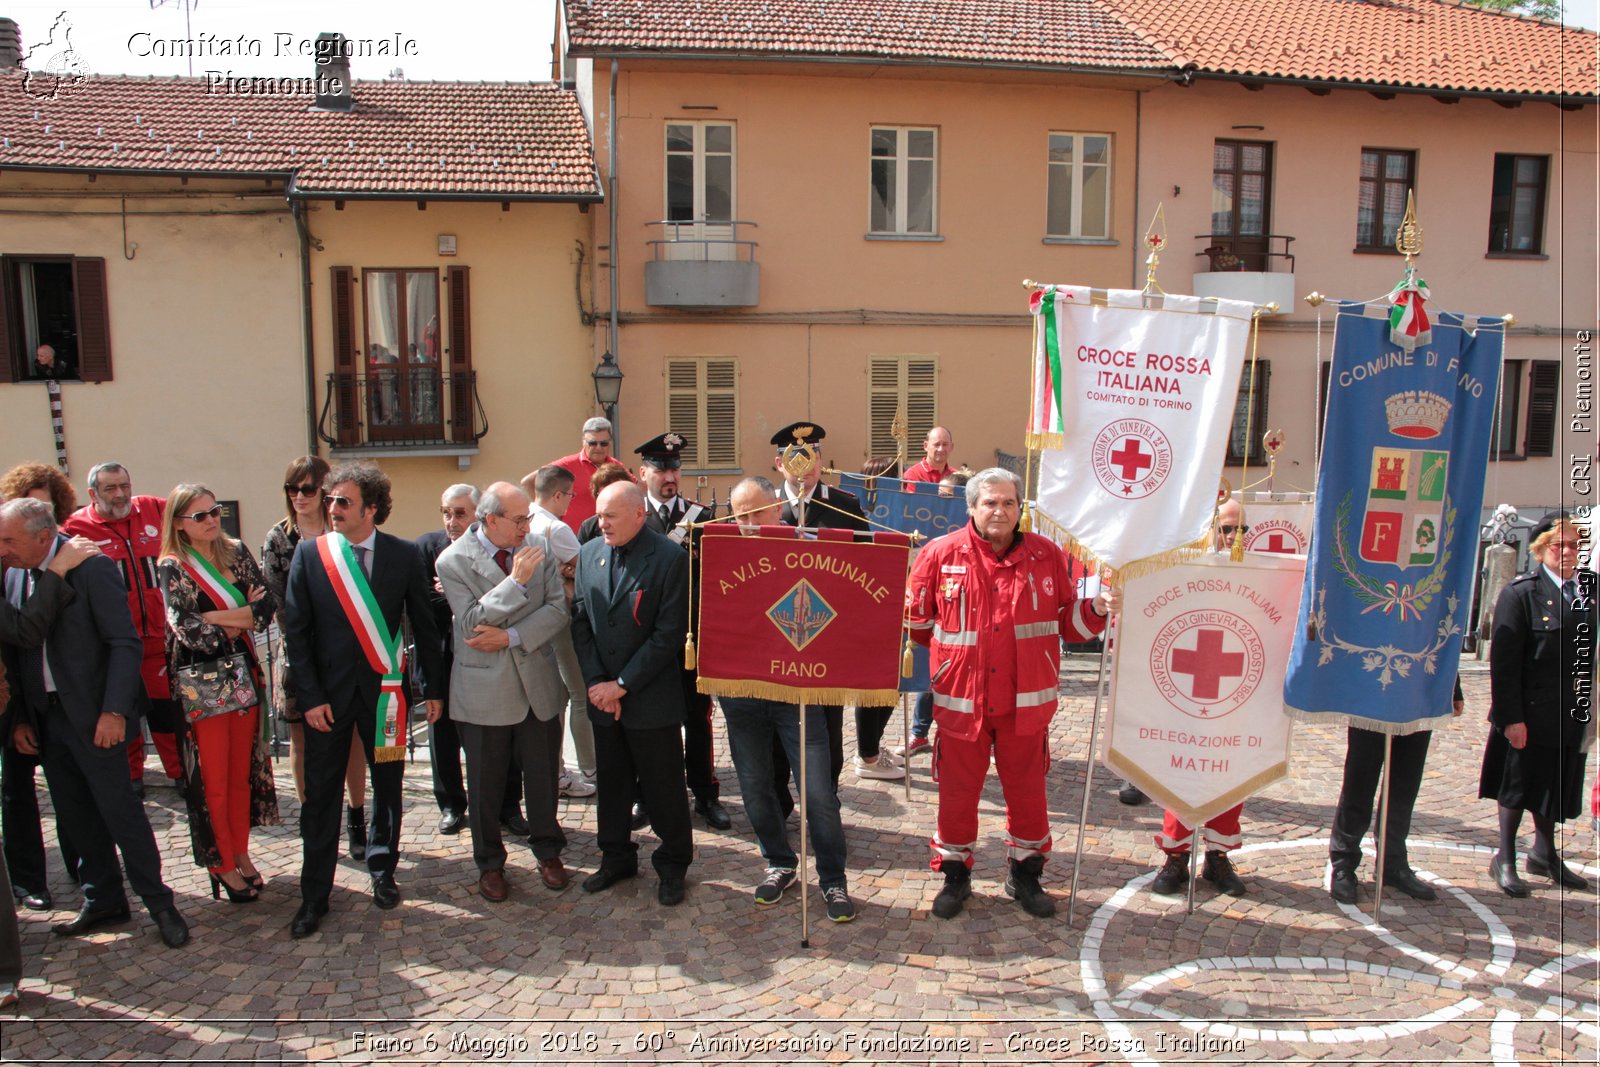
{"left": 326, "top": 495, "right": 356, "bottom": 509}
{"left": 583, "top": 439, "right": 612, "bottom": 449}
{"left": 1219, "top": 525, "right": 1251, "bottom": 538}
{"left": 440, "top": 506, "right": 472, "bottom": 520}
{"left": 285, "top": 483, "right": 321, "bottom": 497}
{"left": 495, "top": 513, "right": 533, "bottom": 528}
{"left": 182, "top": 504, "right": 225, "bottom": 523}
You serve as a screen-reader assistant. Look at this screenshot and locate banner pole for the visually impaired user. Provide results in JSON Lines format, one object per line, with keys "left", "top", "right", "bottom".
{"left": 1066, "top": 638, "right": 1111, "bottom": 926}
{"left": 798, "top": 699, "right": 811, "bottom": 949}
{"left": 1185, "top": 826, "right": 1200, "bottom": 915}
{"left": 1372, "top": 733, "right": 1394, "bottom": 918}
{"left": 901, "top": 691, "right": 912, "bottom": 802}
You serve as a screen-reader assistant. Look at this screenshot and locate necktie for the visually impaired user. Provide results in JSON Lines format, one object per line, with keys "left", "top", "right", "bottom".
{"left": 659, "top": 503, "right": 674, "bottom": 527}
{"left": 494, "top": 549, "right": 512, "bottom": 575}
{"left": 353, "top": 545, "right": 370, "bottom": 575}
{"left": 610, "top": 544, "right": 628, "bottom": 596}
{"left": 1564, "top": 580, "right": 1577, "bottom": 610}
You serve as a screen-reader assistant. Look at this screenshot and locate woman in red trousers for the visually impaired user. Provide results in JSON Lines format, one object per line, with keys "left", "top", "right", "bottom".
{"left": 157, "top": 484, "right": 279, "bottom": 902}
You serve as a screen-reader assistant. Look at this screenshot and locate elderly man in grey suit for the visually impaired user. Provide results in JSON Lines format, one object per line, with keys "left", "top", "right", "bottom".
{"left": 435, "top": 482, "right": 572, "bottom": 902}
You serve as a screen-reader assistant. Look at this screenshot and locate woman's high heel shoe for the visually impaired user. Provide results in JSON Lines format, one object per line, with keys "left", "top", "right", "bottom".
{"left": 236, "top": 865, "right": 265, "bottom": 891}
{"left": 210, "top": 873, "right": 260, "bottom": 903}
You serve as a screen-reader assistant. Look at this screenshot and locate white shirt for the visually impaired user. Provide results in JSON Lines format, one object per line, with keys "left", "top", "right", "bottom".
{"left": 530, "top": 502, "right": 581, "bottom": 564}
{"left": 8, "top": 538, "right": 60, "bottom": 692}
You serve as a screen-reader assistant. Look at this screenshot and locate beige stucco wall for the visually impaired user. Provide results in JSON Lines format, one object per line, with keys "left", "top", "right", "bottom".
{"left": 305, "top": 199, "right": 598, "bottom": 538}
{"left": 591, "top": 64, "right": 1146, "bottom": 494}
{"left": 1133, "top": 81, "right": 1598, "bottom": 512}
{"left": 0, "top": 172, "right": 304, "bottom": 539}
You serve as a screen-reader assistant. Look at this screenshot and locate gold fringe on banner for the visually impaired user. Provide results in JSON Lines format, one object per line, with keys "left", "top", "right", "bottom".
{"left": 1030, "top": 509, "right": 1212, "bottom": 582}
{"left": 697, "top": 677, "right": 902, "bottom": 707}
{"left": 374, "top": 746, "right": 406, "bottom": 764}
{"left": 1023, "top": 431, "right": 1064, "bottom": 451}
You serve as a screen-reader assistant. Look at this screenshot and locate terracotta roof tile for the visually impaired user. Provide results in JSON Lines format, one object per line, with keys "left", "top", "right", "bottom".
{"left": 0, "top": 73, "right": 601, "bottom": 198}
{"left": 564, "top": 0, "right": 1171, "bottom": 70}
{"left": 1099, "top": 0, "right": 1597, "bottom": 97}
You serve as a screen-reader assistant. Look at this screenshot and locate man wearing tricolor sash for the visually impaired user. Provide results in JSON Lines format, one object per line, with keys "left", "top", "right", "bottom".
{"left": 283, "top": 463, "right": 444, "bottom": 939}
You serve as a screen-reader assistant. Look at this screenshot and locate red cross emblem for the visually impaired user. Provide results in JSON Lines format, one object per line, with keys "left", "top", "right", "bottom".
{"left": 1091, "top": 419, "right": 1173, "bottom": 501}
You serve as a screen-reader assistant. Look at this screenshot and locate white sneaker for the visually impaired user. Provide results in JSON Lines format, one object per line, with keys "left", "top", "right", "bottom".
{"left": 854, "top": 752, "right": 905, "bottom": 780}
{"left": 559, "top": 773, "right": 597, "bottom": 798}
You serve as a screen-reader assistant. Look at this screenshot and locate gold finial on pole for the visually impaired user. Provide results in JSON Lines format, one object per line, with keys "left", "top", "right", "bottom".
{"left": 1143, "top": 203, "right": 1169, "bottom": 296}
{"left": 1304, "top": 292, "right": 1325, "bottom": 307}
{"left": 1263, "top": 429, "right": 1285, "bottom": 493}
{"left": 890, "top": 409, "right": 909, "bottom": 475}
{"left": 1395, "top": 189, "right": 1423, "bottom": 266}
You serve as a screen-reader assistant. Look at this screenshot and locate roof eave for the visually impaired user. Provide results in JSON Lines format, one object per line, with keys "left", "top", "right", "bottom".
{"left": 288, "top": 187, "right": 603, "bottom": 203}
{"left": 0, "top": 162, "right": 295, "bottom": 182}
{"left": 1183, "top": 69, "right": 1597, "bottom": 106}
{"left": 566, "top": 45, "right": 1174, "bottom": 79}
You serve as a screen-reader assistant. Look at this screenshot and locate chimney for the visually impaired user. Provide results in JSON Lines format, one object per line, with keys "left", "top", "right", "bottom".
{"left": 313, "top": 32, "right": 354, "bottom": 112}
{"left": 0, "top": 19, "right": 22, "bottom": 70}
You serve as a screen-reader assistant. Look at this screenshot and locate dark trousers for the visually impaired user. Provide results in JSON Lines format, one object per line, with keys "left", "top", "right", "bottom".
{"left": 1330, "top": 726, "right": 1432, "bottom": 874}
{"left": 300, "top": 695, "right": 403, "bottom": 904}
{"left": 855, "top": 705, "right": 894, "bottom": 759}
{"left": 428, "top": 703, "right": 468, "bottom": 817}
{"left": 591, "top": 714, "right": 693, "bottom": 878}
{"left": 458, "top": 712, "right": 565, "bottom": 872}
{"left": 0, "top": 838, "right": 18, "bottom": 988}
{"left": 35, "top": 702, "right": 173, "bottom": 915}
{"left": 681, "top": 677, "right": 719, "bottom": 800}
{"left": 773, "top": 704, "right": 844, "bottom": 803}
{"left": 2, "top": 743, "right": 79, "bottom": 896}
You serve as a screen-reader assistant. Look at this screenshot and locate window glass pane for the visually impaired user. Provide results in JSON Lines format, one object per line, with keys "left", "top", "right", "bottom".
{"left": 705, "top": 124, "right": 732, "bottom": 154}
{"left": 907, "top": 159, "right": 934, "bottom": 233}
{"left": 1495, "top": 361, "right": 1523, "bottom": 453}
{"left": 1360, "top": 150, "right": 1378, "bottom": 179}
{"left": 1049, "top": 134, "right": 1074, "bottom": 163}
{"left": 1357, "top": 185, "right": 1377, "bottom": 245}
{"left": 1512, "top": 187, "right": 1539, "bottom": 249}
{"left": 1515, "top": 156, "right": 1541, "bottom": 183}
{"left": 666, "top": 125, "right": 693, "bottom": 152}
{"left": 1081, "top": 165, "right": 1108, "bottom": 237}
{"left": 1047, "top": 164, "right": 1073, "bottom": 236}
{"left": 870, "top": 158, "right": 895, "bottom": 231}
{"left": 406, "top": 273, "right": 438, "bottom": 365}
{"left": 1211, "top": 174, "right": 1235, "bottom": 234}
{"left": 1241, "top": 144, "right": 1266, "bottom": 171}
{"left": 871, "top": 128, "right": 897, "bottom": 157}
{"left": 1239, "top": 175, "right": 1265, "bottom": 233}
{"left": 1082, "top": 136, "right": 1109, "bottom": 165}
{"left": 365, "top": 273, "right": 400, "bottom": 364}
{"left": 1213, "top": 143, "right": 1234, "bottom": 170}
{"left": 1381, "top": 184, "right": 1407, "bottom": 245}
{"left": 1385, "top": 152, "right": 1410, "bottom": 180}
{"left": 907, "top": 129, "right": 934, "bottom": 158}
{"left": 704, "top": 156, "right": 732, "bottom": 220}
{"left": 666, "top": 154, "right": 694, "bottom": 221}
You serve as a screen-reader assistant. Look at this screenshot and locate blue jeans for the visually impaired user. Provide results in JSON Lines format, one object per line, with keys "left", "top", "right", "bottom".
{"left": 912, "top": 691, "right": 933, "bottom": 740}
{"left": 721, "top": 697, "right": 847, "bottom": 889}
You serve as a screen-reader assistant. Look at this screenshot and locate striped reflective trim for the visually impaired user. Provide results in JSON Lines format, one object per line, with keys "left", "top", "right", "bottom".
{"left": 1006, "top": 833, "right": 1051, "bottom": 850}
{"left": 1201, "top": 828, "right": 1243, "bottom": 849}
{"left": 1014, "top": 621, "right": 1058, "bottom": 640}
{"left": 931, "top": 836, "right": 976, "bottom": 863}
{"left": 906, "top": 619, "right": 934, "bottom": 631}
{"left": 1014, "top": 686, "right": 1059, "bottom": 708}
{"left": 1157, "top": 834, "right": 1193, "bottom": 851}
{"left": 934, "top": 626, "right": 978, "bottom": 646}
{"left": 932, "top": 693, "right": 975, "bottom": 713}
{"left": 1061, "top": 602, "right": 1101, "bottom": 643}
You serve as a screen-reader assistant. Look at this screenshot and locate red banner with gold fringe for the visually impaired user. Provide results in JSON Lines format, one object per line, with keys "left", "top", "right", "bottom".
{"left": 696, "top": 525, "right": 912, "bottom": 705}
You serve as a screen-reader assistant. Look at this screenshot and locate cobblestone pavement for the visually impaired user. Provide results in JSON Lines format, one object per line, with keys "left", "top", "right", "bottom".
{"left": 1, "top": 659, "right": 1595, "bottom": 1064}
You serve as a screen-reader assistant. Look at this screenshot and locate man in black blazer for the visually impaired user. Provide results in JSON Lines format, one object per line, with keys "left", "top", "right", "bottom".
{"left": 570, "top": 481, "right": 694, "bottom": 905}
{"left": 283, "top": 463, "right": 444, "bottom": 938}
{"left": 0, "top": 498, "right": 188, "bottom": 948}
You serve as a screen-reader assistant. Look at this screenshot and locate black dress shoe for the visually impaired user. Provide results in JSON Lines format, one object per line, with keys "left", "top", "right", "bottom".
{"left": 630, "top": 802, "right": 649, "bottom": 831}
{"left": 1382, "top": 865, "right": 1437, "bottom": 901}
{"left": 657, "top": 877, "right": 686, "bottom": 906}
{"left": 581, "top": 866, "right": 637, "bottom": 893}
{"left": 371, "top": 872, "right": 401, "bottom": 910}
{"left": 1490, "top": 854, "right": 1530, "bottom": 898}
{"left": 52, "top": 902, "right": 131, "bottom": 937}
{"left": 1329, "top": 868, "right": 1359, "bottom": 904}
{"left": 1527, "top": 853, "right": 1590, "bottom": 890}
{"left": 1117, "top": 781, "right": 1148, "bottom": 806}
{"left": 500, "top": 812, "right": 531, "bottom": 838}
{"left": 438, "top": 810, "right": 466, "bottom": 835}
{"left": 13, "top": 888, "right": 51, "bottom": 912}
{"left": 290, "top": 899, "right": 329, "bottom": 939}
{"left": 695, "top": 796, "right": 732, "bottom": 830}
{"left": 152, "top": 907, "right": 189, "bottom": 948}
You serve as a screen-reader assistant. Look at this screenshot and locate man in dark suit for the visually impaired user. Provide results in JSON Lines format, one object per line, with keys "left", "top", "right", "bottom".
{"left": 283, "top": 463, "right": 444, "bottom": 938}
{"left": 633, "top": 432, "right": 727, "bottom": 831}
{"left": 571, "top": 481, "right": 694, "bottom": 906}
{"left": 415, "top": 483, "right": 476, "bottom": 835}
{"left": 0, "top": 498, "right": 188, "bottom": 948}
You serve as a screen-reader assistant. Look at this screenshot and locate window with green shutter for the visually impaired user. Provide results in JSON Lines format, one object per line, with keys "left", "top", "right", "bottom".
{"left": 665, "top": 356, "right": 739, "bottom": 471}
{"left": 868, "top": 355, "right": 937, "bottom": 462}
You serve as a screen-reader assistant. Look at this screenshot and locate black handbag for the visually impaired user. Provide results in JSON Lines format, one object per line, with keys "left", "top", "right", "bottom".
{"left": 175, "top": 652, "right": 257, "bottom": 723}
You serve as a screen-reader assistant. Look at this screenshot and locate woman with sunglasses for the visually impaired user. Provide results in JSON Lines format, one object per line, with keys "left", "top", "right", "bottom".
{"left": 156, "top": 485, "right": 279, "bottom": 902}
{"left": 262, "top": 457, "right": 371, "bottom": 860}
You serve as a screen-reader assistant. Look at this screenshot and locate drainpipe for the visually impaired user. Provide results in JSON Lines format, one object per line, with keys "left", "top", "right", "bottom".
{"left": 607, "top": 58, "right": 621, "bottom": 441}
{"left": 292, "top": 198, "right": 318, "bottom": 454}
{"left": 1132, "top": 90, "right": 1142, "bottom": 292}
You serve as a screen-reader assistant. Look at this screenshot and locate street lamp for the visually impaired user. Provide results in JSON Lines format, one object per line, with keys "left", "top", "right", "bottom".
{"left": 592, "top": 350, "right": 623, "bottom": 427}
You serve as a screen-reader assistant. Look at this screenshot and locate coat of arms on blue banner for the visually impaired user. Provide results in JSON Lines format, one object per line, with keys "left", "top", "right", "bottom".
{"left": 1284, "top": 303, "right": 1504, "bottom": 734}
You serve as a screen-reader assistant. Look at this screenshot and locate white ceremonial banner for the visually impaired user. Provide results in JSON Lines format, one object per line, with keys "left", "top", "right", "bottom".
{"left": 1031, "top": 286, "right": 1256, "bottom": 573}
{"left": 1103, "top": 553, "right": 1306, "bottom": 827}
{"left": 1236, "top": 492, "right": 1315, "bottom": 556}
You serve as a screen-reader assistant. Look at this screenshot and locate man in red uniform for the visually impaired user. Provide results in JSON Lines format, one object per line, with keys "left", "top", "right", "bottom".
{"left": 62, "top": 462, "right": 183, "bottom": 794}
{"left": 550, "top": 418, "right": 622, "bottom": 534}
{"left": 907, "top": 467, "right": 1116, "bottom": 918}
{"left": 902, "top": 426, "right": 954, "bottom": 484}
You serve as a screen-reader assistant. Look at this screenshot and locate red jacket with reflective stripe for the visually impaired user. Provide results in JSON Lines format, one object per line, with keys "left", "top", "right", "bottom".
{"left": 906, "top": 523, "right": 1103, "bottom": 741}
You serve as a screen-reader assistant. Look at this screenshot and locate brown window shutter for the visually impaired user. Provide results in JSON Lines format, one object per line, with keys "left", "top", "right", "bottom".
{"left": 447, "top": 265, "right": 473, "bottom": 443}
{"left": 1524, "top": 359, "right": 1559, "bottom": 457}
{"left": 0, "top": 258, "right": 15, "bottom": 383}
{"left": 73, "top": 258, "right": 113, "bottom": 382}
{"left": 330, "top": 266, "right": 357, "bottom": 446}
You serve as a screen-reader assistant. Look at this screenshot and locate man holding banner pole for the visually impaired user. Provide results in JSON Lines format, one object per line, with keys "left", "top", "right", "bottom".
{"left": 907, "top": 468, "right": 1114, "bottom": 919}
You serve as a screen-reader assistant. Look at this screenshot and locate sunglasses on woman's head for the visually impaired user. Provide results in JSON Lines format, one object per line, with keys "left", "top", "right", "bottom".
{"left": 183, "top": 504, "right": 225, "bottom": 523}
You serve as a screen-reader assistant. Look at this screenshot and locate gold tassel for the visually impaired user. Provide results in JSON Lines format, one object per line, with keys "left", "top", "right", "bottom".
{"left": 373, "top": 746, "right": 406, "bottom": 764}
{"left": 684, "top": 633, "right": 697, "bottom": 670}
{"left": 1018, "top": 503, "right": 1033, "bottom": 533}
{"left": 902, "top": 636, "right": 915, "bottom": 678}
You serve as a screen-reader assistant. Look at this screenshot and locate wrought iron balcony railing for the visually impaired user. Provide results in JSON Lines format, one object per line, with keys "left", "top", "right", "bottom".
{"left": 317, "top": 371, "right": 488, "bottom": 448}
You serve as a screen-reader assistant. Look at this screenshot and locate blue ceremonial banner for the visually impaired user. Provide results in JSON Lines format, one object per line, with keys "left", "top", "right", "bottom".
{"left": 1283, "top": 303, "right": 1504, "bottom": 733}
{"left": 838, "top": 474, "right": 969, "bottom": 541}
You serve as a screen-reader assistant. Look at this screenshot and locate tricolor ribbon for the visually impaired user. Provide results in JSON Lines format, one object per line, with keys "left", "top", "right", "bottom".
{"left": 316, "top": 533, "right": 407, "bottom": 762}
{"left": 182, "top": 547, "right": 247, "bottom": 610}
{"left": 1028, "top": 285, "right": 1068, "bottom": 448}
{"left": 1387, "top": 271, "right": 1432, "bottom": 353}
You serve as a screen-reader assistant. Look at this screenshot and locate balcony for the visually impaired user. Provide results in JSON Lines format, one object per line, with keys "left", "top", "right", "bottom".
{"left": 318, "top": 371, "right": 488, "bottom": 468}
{"left": 1192, "top": 234, "right": 1296, "bottom": 313}
{"left": 644, "top": 220, "right": 759, "bottom": 309}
